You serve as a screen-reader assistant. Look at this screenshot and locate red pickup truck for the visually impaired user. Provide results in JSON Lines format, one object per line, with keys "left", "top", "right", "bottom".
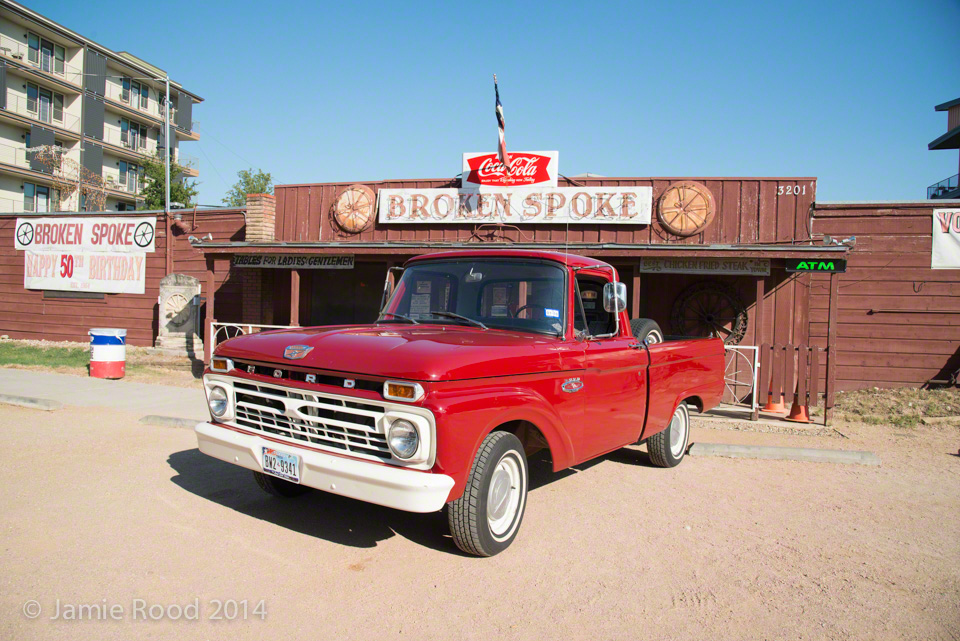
{"left": 196, "top": 250, "right": 724, "bottom": 555}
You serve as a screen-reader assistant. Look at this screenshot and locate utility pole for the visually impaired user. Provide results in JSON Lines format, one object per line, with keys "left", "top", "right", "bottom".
{"left": 164, "top": 75, "right": 171, "bottom": 215}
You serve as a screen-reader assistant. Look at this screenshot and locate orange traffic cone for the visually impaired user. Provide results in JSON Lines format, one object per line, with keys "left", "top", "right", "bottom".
{"left": 785, "top": 395, "right": 810, "bottom": 423}
{"left": 763, "top": 390, "right": 787, "bottom": 413}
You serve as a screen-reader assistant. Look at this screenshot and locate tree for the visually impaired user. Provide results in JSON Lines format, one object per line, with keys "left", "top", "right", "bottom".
{"left": 140, "top": 152, "right": 199, "bottom": 210}
{"left": 222, "top": 168, "right": 273, "bottom": 206}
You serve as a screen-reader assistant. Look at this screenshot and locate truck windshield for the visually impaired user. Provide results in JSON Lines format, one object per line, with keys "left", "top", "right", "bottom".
{"left": 380, "top": 259, "right": 567, "bottom": 336}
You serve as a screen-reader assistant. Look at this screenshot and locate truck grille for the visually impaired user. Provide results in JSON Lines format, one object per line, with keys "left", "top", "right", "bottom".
{"left": 231, "top": 381, "right": 391, "bottom": 461}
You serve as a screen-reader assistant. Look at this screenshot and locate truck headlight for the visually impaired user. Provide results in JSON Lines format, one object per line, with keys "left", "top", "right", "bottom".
{"left": 208, "top": 385, "right": 229, "bottom": 418}
{"left": 387, "top": 419, "right": 419, "bottom": 459}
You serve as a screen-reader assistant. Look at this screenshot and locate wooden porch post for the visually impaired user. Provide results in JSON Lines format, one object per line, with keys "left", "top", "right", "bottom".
{"left": 752, "top": 276, "right": 765, "bottom": 421}
{"left": 824, "top": 271, "right": 840, "bottom": 425}
{"left": 631, "top": 268, "right": 641, "bottom": 319}
{"left": 290, "top": 269, "right": 301, "bottom": 327}
{"left": 204, "top": 256, "right": 216, "bottom": 364}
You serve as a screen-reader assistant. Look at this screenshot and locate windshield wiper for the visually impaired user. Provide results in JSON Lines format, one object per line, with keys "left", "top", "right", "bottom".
{"left": 378, "top": 312, "right": 419, "bottom": 324}
{"left": 422, "top": 311, "right": 488, "bottom": 330}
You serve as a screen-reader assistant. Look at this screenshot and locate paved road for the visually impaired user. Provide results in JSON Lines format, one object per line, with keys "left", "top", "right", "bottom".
{"left": 0, "top": 369, "right": 207, "bottom": 419}
{"left": 0, "top": 404, "right": 957, "bottom": 641}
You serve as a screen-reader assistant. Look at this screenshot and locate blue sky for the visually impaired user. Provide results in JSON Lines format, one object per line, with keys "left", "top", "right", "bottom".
{"left": 33, "top": 0, "right": 960, "bottom": 205}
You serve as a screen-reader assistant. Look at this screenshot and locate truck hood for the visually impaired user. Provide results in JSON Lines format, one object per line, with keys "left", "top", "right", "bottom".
{"left": 214, "top": 324, "right": 575, "bottom": 381}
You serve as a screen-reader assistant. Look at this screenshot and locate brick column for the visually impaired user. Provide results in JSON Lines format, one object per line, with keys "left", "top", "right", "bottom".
{"left": 241, "top": 193, "right": 276, "bottom": 322}
{"left": 245, "top": 193, "right": 276, "bottom": 242}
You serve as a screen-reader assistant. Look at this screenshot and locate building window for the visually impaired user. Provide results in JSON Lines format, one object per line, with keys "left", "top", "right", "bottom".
{"left": 26, "top": 83, "right": 64, "bottom": 124}
{"left": 122, "top": 77, "right": 148, "bottom": 110}
{"left": 117, "top": 202, "right": 136, "bottom": 212}
{"left": 118, "top": 161, "right": 141, "bottom": 192}
{"left": 121, "top": 118, "right": 147, "bottom": 150}
{"left": 24, "top": 183, "right": 59, "bottom": 212}
{"left": 27, "top": 33, "right": 65, "bottom": 76}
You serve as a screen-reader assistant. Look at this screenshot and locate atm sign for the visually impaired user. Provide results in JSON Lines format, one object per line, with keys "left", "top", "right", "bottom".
{"left": 785, "top": 258, "right": 847, "bottom": 273}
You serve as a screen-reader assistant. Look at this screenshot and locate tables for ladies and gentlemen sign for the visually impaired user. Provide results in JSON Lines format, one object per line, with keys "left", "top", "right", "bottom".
{"left": 232, "top": 255, "right": 355, "bottom": 269}
{"left": 932, "top": 209, "right": 960, "bottom": 269}
{"left": 637, "top": 257, "right": 771, "bottom": 276}
{"left": 15, "top": 216, "right": 155, "bottom": 294}
{"left": 378, "top": 186, "right": 653, "bottom": 225}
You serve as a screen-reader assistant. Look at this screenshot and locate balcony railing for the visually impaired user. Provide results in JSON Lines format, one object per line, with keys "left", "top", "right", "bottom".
{"left": 0, "top": 196, "right": 22, "bottom": 213}
{"left": 103, "top": 171, "right": 142, "bottom": 195}
{"left": 0, "top": 32, "right": 83, "bottom": 86}
{"left": 1, "top": 92, "right": 81, "bottom": 133}
{"left": 100, "top": 126, "right": 155, "bottom": 155}
{"left": 104, "top": 81, "right": 163, "bottom": 119}
{"left": 928, "top": 174, "right": 960, "bottom": 199}
{"left": 176, "top": 152, "right": 198, "bottom": 169}
{"left": 0, "top": 139, "right": 80, "bottom": 172}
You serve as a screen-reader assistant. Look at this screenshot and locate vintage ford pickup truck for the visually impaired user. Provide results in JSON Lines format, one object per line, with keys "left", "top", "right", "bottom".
{"left": 196, "top": 250, "right": 724, "bottom": 555}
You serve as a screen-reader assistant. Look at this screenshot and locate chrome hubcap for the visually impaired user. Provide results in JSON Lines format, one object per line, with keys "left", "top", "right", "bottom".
{"left": 669, "top": 407, "right": 688, "bottom": 457}
{"left": 487, "top": 454, "right": 523, "bottom": 539}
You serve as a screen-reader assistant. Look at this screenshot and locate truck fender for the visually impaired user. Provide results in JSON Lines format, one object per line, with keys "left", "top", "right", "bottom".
{"left": 430, "top": 386, "right": 577, "bottom": 501}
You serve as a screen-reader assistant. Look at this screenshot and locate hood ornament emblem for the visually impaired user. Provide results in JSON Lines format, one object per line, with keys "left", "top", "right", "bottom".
{"left": 283, "top": 344, "right": 313, "bottom": 360}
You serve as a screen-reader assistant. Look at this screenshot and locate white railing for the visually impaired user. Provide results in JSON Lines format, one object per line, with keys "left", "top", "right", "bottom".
{"left": 176, "top": 152, "right": 198, "bottom": 169}
{"left": 0, "top": 139, "right": 30, "bottom": 169}
{"left": 103, "top": 171, "right": 141, "bottom": 194}
{"left": 209, "top": 322, "right": 296, "bottom": 361}
{"left": 0, "top": 32, "right": 83, "bottom": 86}
{"left": 211, "top": 322, "right": 295, "bottom": 347}
{"left": 722, "top": 345, "right": 759, "bottom": 411}
{"left": 2, "top": 92, "right": 81, "bottom": 133}
{"left": 0, "top": 196, "right": 21, "bottom": 212}
{"left": 101, "top": 126, "right": 154, "bottom": 154}
{"left": 104, "top": 80, "right": 164, "bottom": 119}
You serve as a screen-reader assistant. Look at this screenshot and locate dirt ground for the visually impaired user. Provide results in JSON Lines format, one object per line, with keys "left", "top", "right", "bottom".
{"left": 0, "top": 406, "right": 957, "bottom": 641}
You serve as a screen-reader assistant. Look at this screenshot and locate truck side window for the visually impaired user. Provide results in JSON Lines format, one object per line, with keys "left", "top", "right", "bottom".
{"left": 576, "top": 276, "right": 615, "bottom": 337}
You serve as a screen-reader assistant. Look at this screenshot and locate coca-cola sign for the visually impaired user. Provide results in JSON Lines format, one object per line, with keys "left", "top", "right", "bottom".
{"left": 462, "top": 151, "right": 558, "bottom": 188}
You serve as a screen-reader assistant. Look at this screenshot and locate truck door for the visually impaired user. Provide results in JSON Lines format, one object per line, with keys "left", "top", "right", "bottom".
{"left": 574, "top": 276, "right": 649, "bottom": 462}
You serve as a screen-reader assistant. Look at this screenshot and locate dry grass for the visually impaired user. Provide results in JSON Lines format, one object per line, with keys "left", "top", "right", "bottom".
{"left": 0, "top": 338, "right": 202, "bottom": 387}
{"left": 832, "top": 386, "right": 960, "bottom": 428}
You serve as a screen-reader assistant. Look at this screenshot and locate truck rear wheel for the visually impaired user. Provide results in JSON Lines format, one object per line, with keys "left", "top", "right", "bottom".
{"left": 448, "top": 431, "right": 528, "bottom": 557}
{"left": 253, "top": 471, "right": 310, "bottom": 498}
{"left": 630, "top": 318, "right": 664, "bottom": 344}
{"left": 646, "top": 403, "right": 690, "bottom": 468}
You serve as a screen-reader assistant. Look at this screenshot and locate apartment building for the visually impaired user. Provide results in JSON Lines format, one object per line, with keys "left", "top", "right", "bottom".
{"left": 0, "top": 0, "right": 201, "bottom": 213}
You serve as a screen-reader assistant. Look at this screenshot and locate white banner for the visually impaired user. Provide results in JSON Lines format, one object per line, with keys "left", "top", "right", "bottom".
{"left": 378, "top": 186, "right": 653, "bottom": 225}
{"left": 15, "top": 217, "right": 155, "bottom": 253}
{"left": 933, "top": 209, "right": 960, "bottom": 270}
{"left": 232, "top": 255, "right": 355, "bottom": 269}
{"left": 24, "top": 250, "right": 146, "bottom": 294}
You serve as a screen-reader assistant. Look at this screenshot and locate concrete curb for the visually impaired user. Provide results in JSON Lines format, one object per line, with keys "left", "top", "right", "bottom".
{"left": 139, "top": 415, "right": 203, "bottom": 430}
{"left": 689, "top": 442, "right": 881, "bottom": 466}
{"left": 0, "top": 393, "right": 63, "bottom": 411}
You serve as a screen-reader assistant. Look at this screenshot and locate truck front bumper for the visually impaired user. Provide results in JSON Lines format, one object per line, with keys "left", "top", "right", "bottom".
{"left": 195, "top": 422, "right": 455, "bottom": 513}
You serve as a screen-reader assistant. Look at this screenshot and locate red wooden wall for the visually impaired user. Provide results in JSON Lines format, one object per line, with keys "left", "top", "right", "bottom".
{"left": 811, "top": 203, "right": 960, "bottom": 390}
{"left": 0, "top": 210, "right": 245, "bottom": 347}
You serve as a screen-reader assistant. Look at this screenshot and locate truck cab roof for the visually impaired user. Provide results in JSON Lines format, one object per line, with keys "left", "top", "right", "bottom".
{"left": 405, "top": 249, "right": 613, "bottom": 272}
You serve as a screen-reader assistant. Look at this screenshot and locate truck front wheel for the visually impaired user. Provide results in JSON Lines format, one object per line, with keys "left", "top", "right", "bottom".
{"left": 448, "top": 431, "right": 528, "bottom": 557}
{"left": 646, "top": 403, "right": 691, "bottom": 468}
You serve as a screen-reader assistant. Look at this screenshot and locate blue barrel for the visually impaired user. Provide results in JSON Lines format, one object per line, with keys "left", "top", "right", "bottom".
{"left": 89, "top": 328, "right": 127, "bottom": 379}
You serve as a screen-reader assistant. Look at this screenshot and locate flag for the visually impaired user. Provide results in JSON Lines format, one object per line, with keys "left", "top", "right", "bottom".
{"left": 494, "top": 74, "right": 511, "bottom": 174}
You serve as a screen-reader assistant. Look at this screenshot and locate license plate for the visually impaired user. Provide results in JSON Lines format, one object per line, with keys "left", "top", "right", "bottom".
{"left": 261, "top": 447, "right": 300, "bottom": 483}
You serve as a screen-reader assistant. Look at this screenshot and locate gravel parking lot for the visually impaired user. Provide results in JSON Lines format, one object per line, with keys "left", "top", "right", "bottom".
{"left": 1, "top": 405, "right": 958, "bottom": 640}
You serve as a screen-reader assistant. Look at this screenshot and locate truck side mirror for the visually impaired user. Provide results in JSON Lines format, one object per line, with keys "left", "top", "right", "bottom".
{"left": 602, "top": 281, "right": 627, "bottom": 314}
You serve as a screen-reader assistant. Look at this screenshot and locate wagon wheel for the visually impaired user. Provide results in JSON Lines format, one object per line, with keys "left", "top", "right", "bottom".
{"left": 332, "top": 184, "right": 375, "bottom": 234}
{"left": 658, "top": 181, "right": 716, "bottom": 237}
{"left": 723, "top": 348, "right": 755, "bottom": 404}
{"left": 670, "top": 281, "right": 748, "bottom": 345}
